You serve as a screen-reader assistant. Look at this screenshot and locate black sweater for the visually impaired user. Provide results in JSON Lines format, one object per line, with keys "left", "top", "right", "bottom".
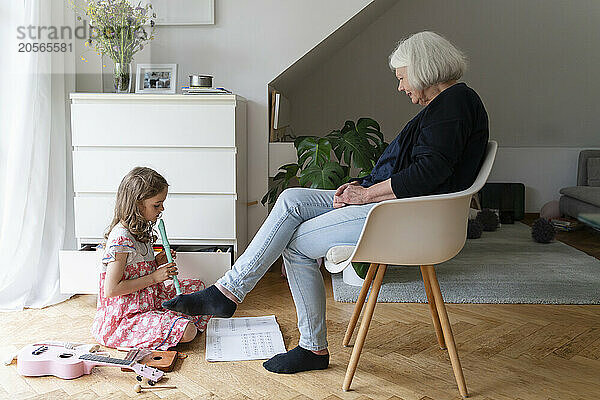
{"left": 359, "top": 82, "right": 489, "bottom": 198}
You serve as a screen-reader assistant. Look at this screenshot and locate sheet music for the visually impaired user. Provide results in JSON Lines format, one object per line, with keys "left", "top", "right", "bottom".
{"left": 205, "top": 315, "right": 286, "bottom": 362}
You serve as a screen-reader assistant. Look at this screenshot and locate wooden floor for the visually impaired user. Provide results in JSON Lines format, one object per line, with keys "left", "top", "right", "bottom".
{"left": 1, "top": 221, "right": 600, "bottom": 399}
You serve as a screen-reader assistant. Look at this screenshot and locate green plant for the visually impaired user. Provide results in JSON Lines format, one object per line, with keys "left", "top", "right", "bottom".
{"left": 262, "top": 118, "right": 388, "bottom": 206}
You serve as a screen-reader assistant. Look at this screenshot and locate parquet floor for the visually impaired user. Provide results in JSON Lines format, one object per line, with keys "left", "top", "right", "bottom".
{"left": 1, "top": 226, "right": 600, "bottom": 399}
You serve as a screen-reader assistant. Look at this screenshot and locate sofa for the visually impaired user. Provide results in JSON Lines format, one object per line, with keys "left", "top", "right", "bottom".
{"left": 559, "top": 150, "right": 600, "bottom": 222}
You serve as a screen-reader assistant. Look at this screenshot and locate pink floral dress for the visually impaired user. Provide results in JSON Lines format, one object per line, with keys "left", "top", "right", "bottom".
{"left": 91, "top": 223, "right": 210, "bottom": 350}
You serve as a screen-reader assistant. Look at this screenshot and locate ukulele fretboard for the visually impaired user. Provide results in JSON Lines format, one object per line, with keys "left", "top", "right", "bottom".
{"left": 79, "top": 354, "right": 132, "bottom": 366}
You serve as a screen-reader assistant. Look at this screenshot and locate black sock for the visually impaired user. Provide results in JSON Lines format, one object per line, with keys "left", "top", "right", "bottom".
{"left": 263, "top": 346, "right": 329, "bottom": 374}
{"left": 161, "top": 285, "right": 237, "bottom": 317}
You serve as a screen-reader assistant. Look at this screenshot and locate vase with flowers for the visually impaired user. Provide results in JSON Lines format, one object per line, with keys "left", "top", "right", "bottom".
{"left": 69, "top": 0, "right": 157, "bottom": 93}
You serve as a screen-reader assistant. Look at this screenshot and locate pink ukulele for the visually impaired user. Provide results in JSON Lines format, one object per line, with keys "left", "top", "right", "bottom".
{"left": 16, "top": 343, "right": 164, "bottom": 384}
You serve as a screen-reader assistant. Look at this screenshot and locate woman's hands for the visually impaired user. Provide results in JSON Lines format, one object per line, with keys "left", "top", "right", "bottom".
{"left": 333, "top": 179, "right": 397, "bottom": 208}
{"left": 151, "top": 262, "right": 178, "bottom": 284}
{"left": 334, "top": 181, "right": 371, "bottom": 208}
{"left": 155, "top": 248, "right": 176, "bottom": 266}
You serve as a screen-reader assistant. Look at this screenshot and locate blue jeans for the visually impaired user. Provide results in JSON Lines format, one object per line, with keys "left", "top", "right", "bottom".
{"left": 217, "top": 188, "right": 375, "bottom": 351}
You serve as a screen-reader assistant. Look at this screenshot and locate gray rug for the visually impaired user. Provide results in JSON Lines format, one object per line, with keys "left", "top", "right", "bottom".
{"left": 331, "top": 222, "right": 600, "bottom": 304}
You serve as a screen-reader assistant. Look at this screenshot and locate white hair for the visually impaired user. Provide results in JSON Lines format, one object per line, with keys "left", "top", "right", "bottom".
{"left": 389, "top": 31, "right": 467, "bottom": 91}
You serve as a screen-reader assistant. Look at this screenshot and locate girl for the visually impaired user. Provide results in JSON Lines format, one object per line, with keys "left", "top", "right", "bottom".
{"left": 91, "top": 167, "right": 210, "bottom": 350}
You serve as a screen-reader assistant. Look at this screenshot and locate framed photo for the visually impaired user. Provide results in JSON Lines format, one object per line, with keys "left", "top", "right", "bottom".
{"left": 135, "top": 64, "right": 177, "bottom": 94}
{"left": 152, "top": 0, "right": 214, "bottom": 26}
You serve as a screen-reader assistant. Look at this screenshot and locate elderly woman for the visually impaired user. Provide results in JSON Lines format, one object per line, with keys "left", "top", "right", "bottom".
{"left": 163, "top": 31, "right": 489, "bottom": 374}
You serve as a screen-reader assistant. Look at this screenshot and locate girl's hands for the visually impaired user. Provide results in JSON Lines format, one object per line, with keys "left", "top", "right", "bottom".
{"left": 155, "top": 248, "right": 176, "bottom": 266}
{"left": 152, "top": 262, "right": 178, "bottom": 284}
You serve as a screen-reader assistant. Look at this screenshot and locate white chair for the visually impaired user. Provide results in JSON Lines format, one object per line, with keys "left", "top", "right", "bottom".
{"left": 325, "top": 141, "right": 497, "bottom": 397}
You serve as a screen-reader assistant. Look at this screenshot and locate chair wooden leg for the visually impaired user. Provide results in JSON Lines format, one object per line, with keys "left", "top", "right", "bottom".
{"left": 420, "top": 265, "right": 446, "bottom": 349}
{"left": 343, "top": 263, "right": 379, "bottom": 347}
{"left": 424, "top": 266, "right": 469, "bottom": 398}
{"left": 343, "top": 264, "right": 387, "bottom": 392}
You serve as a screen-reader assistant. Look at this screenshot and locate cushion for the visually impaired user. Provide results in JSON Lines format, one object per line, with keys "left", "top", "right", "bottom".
{"left": 587, "top": 157, "right": 600, "bottom": 187}
{"left": 560, "top": 186, "right": 600, "bottom": 207}
{"left": 324, "top": 245, "right": 355, "bottom": 273}
{"left": 325, "top": 245, "right": 355, "bottom": 264}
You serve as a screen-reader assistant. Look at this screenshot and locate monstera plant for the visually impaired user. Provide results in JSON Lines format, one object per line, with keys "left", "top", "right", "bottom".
{"left": 262, "top": 118, "right": 388, "bottom": 206}
{"left": 262, "top": 118, "right": 388, "bottom": 280}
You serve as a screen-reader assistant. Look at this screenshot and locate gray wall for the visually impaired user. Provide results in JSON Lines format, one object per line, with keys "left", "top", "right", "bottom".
{"left": 75, "top": 0, "right": 372, "bottom": 236}
{"left": 288, "top": 0, "right": 600, "bottom": 146}
{"left": 281, "top": 0, "right": 600, "bottom": 210}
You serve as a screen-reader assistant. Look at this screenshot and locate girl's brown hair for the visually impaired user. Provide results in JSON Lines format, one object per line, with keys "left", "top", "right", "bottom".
{"left": 104, "top": 167, "right": 169, "bottom": 243}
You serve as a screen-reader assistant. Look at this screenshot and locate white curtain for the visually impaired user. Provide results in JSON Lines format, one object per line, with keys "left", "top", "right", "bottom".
{"left": 0, "top": 0, "right": 76, "bottom": 311}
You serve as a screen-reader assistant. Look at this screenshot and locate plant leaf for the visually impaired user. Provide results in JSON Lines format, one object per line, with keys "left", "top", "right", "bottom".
{"left": 298, "top": 161, "right": 345, "bottom": 190}
{"left": 260, "top": 163, "right": 299, "bottom": 206}
{"left": 327, "top": 130, "right": 344, "bottom": 162}
{"left": 327, "top": 118, "right": 387, "bottom": 172}
{"left": 357, "top": 169, "right": 372, "bottom": 178}
{"left": 340, "top": 120, "right": 356, "bottom": 135}
{"left": 296, "top": 137, "right": 331, "bottom": 169}
{"left": 352, "top": 262, "right": 370, "bottom": 279}
{"left": 357, "top": 117, "right": 384, "bottom": 143}
{"left": 337, "top": 131, "right": 376, "bottom": 170}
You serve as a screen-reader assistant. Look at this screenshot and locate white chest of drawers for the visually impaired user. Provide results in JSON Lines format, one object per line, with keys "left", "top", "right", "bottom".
{"left": 61, "top": 93, "right": 247, "bottom": 294}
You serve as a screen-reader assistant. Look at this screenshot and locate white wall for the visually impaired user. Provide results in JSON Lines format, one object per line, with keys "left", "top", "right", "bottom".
{"left": 282, "top": 0, "right": 600, "bottom": 211}
{"left": 75, "top": 0, "right": 372, "bottom": 236}
{"left": 489, "top": 147, "right": 599, "bottom": 212}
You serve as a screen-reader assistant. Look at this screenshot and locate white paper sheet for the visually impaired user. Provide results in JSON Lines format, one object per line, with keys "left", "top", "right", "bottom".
{"left": 205, "top": 315, "right": 286, "bottom": 362}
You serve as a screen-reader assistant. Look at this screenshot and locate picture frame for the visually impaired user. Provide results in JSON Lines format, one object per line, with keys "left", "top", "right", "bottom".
{"left": 151, "top": 0, "right": 215, "bottom": 26}
{"left": 135, "top": 64, "right": 178, "bottom": 94}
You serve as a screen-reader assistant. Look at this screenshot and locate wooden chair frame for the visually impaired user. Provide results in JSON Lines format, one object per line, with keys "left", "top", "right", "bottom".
{"left": 342, "top": 263, "right": 467, "bottom": 397}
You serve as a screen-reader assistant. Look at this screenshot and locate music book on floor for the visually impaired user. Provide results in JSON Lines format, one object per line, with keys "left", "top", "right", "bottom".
{"left": 205, "top": 315, "right": 286, "bottom": 362}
